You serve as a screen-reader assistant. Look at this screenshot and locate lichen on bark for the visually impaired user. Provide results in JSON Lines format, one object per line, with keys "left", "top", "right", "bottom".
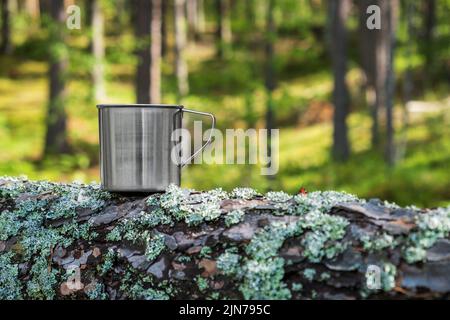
{"left": 0, "top": 176, "right": 449, "bottom": 300}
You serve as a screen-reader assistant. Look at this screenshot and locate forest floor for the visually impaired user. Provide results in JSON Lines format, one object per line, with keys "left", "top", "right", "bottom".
{"left": 0, "top": 37, "right": 449, "bottom": 208}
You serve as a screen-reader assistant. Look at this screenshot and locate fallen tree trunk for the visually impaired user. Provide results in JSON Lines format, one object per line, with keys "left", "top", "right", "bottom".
{"left": 0, "top": 177, "right": 449, "bottom": 300}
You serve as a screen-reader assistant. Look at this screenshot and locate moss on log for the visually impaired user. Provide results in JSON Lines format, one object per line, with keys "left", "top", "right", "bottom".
{"left": 0, "top": 177, "right": 449, "bottom": 300}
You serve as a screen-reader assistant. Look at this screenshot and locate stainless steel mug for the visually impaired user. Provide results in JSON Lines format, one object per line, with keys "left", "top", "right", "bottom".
{"left": 97, "top": 104, "right": 215, "bottom": 192}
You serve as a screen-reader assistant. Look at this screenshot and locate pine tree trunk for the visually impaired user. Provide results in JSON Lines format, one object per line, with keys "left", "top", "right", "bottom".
{"left": 174, "top": 0, "right": 189, "bottom": 99}
{"left": 150, "top": 0, "right": 162, "bottom": 103}
{"left": 91, "top": 0, "right": 106, "bottom": 101}
{"left": 186, "top": 0, "right": 198, "bottom": 40}
{"left": 161, "top": 0, "right": 168, "bottom": 57}
{"left": 0, "top": 0, "right": 12, "bottom": 54}
{"left": 264, "top": 0, "right": 276, "bottom": 178}
{"left": 134, "top": 0, "right": 151, "bottom": 104}
{"left": 329, "top": 0, "right": 350, "bottom": 161}
{"left": 383, "top": 0, "right": 398, "bottom": 166}
{"left": 44, "top": 0, "right": 69, "bottom": 155}
{"left": 1, "top": 177, "right": 449, "bottom": 300}
{"left": 134, "top": 0, "right": 162, "bottom": 104}
{"left": 357, "top": 0, "right": 378, "bottom": 148}
{"left": 423, "top": 0, "right": 435, "bottom": 75}
{"left": 215, "top": 0, "right": 231, "bottom": 59}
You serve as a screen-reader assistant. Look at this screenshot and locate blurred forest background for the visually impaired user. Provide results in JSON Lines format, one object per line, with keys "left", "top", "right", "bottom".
{"left": 0, "top": 0, "right": 449, "bottom": 207}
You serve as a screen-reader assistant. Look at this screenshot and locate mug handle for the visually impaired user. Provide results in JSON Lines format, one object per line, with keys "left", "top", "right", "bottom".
{"left": 180, "top": 108, "right": 216, "bottom": 167}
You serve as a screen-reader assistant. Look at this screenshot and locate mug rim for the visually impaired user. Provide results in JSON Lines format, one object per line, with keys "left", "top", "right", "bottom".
{"left": 97, "top": 104, "right": 183, "bottom": 110}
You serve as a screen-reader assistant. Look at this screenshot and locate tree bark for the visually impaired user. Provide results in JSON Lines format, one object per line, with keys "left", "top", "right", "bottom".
{"left": 0, "top": 0, "right": 12, "bottom": 54}
{"left": 174, "top": 0, "right": 189, "bottom": 99}
{"left": 329, "top": 0, "right": 350, "bottom": 161}
{"left": 91, "top": 0, "right": 106, "bottom": 102}
{"left": 43, "top": 0, "right": 69, "bottom": 155}
{"left": 134, "top": 0, "right": 161, "bottom": 104}
{"left": 1, "top": 177, "right": 449, "bottom": 300}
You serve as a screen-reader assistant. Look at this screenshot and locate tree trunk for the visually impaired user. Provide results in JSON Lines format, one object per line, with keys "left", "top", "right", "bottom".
{"left": 161, "top": 0, "right": 168, "bottom": 57}
{"left": 25, "top": 0, "right": 39, "bottom": 18}
{"left": 150, "top": 0, "right": 162, "bottom": 103}
{"left": 186, "top": 0, "right": 198, "bottom": 40}
{"left": 264, "top": 0, "right": 276, "bottom": 179}
{"left": 174, "top": 0, "right": 189, "bottom": 99}
{"left": 0, "top": 0, "right": 12, "bottom": 54}
{"left": 91, "top": 0, "right": 106, "bottom": 101}
{"left": 423, "top": 0, "right": 435, "bottom": 75}
{"left": 382, "top": 0, "right": 398, "bottom": 166}
{"left": 329, "top": 0, "right": 350, "bottom": 162}
{"left": 1, "top": 176, "right": 449, "bottom": 300}
{"left": 356, "top": 0, "right": 378, "bottom": 148}
{"left": 197, "top": 0, "right": 205, "bottom": 35}
{"left": 215, "top": 0, "right": 232, "bottom": 59}
{"left": 134, "top": 0, "right": 161, "bottom": 104}
{"left": 44, "top": 0, "right": 69, "bottom": 155}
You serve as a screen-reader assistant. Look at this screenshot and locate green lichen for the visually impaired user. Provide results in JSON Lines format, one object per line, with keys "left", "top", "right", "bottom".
{"left": 0, "top": 252, "right": 22, "bottom": 300}
{"left": 239, "top": 221, "right": 300, "bottom": 299}
{"left": 266, "top": 191, "right": 293, "bottom": 214}
{"left": 85, "top": 282, "right": 108, "bottom": 300}
{"left": 319, "top": 271, "right": 331, "bottom": 282}
{"left": 26, "top": 256, "right": 58, "bottom": 300}
{"left": 293, "top": 191, "right": 361, "bottom": 215}
{"left": 299, "top": 210, "right": 349, "bottom": 262}
{"left": 145, "top": 232, "right": 165, "bottom": 261}
{"left": 360, "top": 233, "right": 396, "bottom": 252}
{"left": 151, "top": 184, "right": 226, "bottom": 226}
{"left": 99, "top": 248, "right": 116, "bottom": 276}
{"left": 224, "top": 209, "right": 245, "bottom": 227}
{"left": 403, "top": 206, "right": 450, "bottom": 263}
{"left": 175, "top": 255, "right": 191, "bottom": 263}
{"left": 381, "top": 263, "right": 397, "bottom": 291}
{"left": 291, "top": 283, "right": 303, "bottom": 292}
{"left": 266, "top": 191, "right": 292, "bottom": 203}
{"left": 196, "top": 276, "right": 209, "bottom": 292}
{"left": 0, "top": 177, "right": 111, "bottom": 299}
{"left": 303, "top": 268, "right": 316, "bottom": 281}
{"left": 230, "top": 187, "right": 260, "bottom": 200}
{"left": 199, "top": 246, "right": 212, "bottom": 258}
{"left": 129, "top": 283, "right": 170, "bottom": 300}
{"left": 217, "top": 250, "right": 241, "bottom": 276}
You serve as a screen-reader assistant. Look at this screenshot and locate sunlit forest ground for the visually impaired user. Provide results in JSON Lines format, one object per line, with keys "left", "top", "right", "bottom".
{"left": 0, "top": 10, "right": 449, "bottom": 208}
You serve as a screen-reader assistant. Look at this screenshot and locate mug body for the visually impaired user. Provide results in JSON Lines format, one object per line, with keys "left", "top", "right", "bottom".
{"left": 98, "top": 104, "right": 182, "bottom": 192}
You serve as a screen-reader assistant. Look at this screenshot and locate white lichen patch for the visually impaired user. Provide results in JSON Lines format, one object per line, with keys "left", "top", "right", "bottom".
{"left": 230, "top": 187, "right": 260, "bottom": 200}
{"left": 266, "top": 191, "right": 292, "bottom": 203}
{"left": 360, "top": 233, "right": 396, "bottom": 252}
{"left": 403, "top": 206, "right": 450, "bottom": 263}
{"left": 298, "top": 209, "right": 349, "bottom": 262}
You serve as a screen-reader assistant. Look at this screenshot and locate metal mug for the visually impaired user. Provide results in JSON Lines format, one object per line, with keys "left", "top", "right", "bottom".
{"left": 97, "top": 104, "right": 215, "bottom": 192}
